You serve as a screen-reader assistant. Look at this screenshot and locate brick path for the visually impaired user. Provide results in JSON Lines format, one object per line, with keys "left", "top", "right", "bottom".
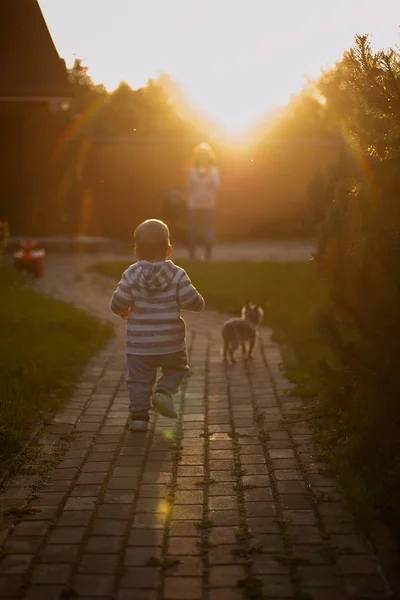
{"left": 0, "top": 256, "right": 392, "bottom": 599}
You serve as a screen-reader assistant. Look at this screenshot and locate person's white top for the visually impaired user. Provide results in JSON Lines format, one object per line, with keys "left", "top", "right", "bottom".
{"left": 186, "top": 166, "right": 220, "bottom": 209}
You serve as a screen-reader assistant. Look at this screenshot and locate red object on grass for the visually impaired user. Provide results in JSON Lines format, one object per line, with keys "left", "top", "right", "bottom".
{"left": 13, "top": 240, "right": 45, "bottom": 278}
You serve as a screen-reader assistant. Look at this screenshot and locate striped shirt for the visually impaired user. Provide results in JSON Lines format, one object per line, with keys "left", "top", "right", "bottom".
{"left": 110, "top": 260, "right": 205, "bottom": 356}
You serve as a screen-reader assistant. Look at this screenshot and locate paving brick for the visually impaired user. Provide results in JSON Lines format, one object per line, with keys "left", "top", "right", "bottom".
{"left": 210, "top": 565, "right": 246, "bottom": 588}
{"left": 86, "top": 535, "right": 124, "bottom": 553}
{"left": 91, "top": 519, "right": 127, "bottom": 536}
{"left": 209, "top": 589, "right": 243, "bottom": 600}
{"left": 70, "top": 484, "right": 102, "bottom": 497}
{"left": 107, "top": 477, "right": 138, "bottom": 490}
{"left": 24, "top": 584, "right": 66, "bottom": 600}
{"left": 96, "top": 504, "right": 131, "bottom": 519}
{"left": 259, "top": 574, "right": 295, "bottom": 598}
{"left": 177, "top": 466, "right": 204, "bottom": 477}
{"left": 337, "top": 554, "right": 378, "bottom": 575}
{"left": 252, "top": 556, "right": 290, "bottom": 575}
{"left": 168, "top": 537, "right": 200, "bottom": 556}
{"left": 329, "top": 533, "right": 369, "bottom": 554}
{"left": 139, "top": 484, "right": 169, "bottom": 498}
{"left": 269, "top": 449, "right": 296, "bottom": 459}
{"left": 210, "top": 527, "right": 239, "bottom": 545}
{"left": 280, "top": 494, "right": 313, "bottom": 510}
{"left": 75, "top": 573, "right": 115, "bottom": 595}
{"left": 64, "top": 496, "right": 98, "bottom": 511}
{"left": 254, "top": 533, "right": 286, "bottom": 553}
{"left": 208, "top": 471, "right": 235, "bottom": 483}
{"left": 81, "top": 461, "right": 112, "bottom": 473}
{"left": 47, "top": 527, "right": 86, "bottom": 544}
{"left": 3, "top": 537, "right": 42, "bottom": 554}
{"left": 136, "top": 497, "right": 167, "bottom": 513}
{"left": 208, "top": 545, "right": 246, "bottom": 565}
{"left": 174, "top": 490, "right": 203, "bottom": 505}
{"left": 164, "top": 576, "right": 202, "bottom": 599}
{"left": 166, "top": 555, "right": 202, "bottom": 577}
{"left": 12, "top": 521, "right": 50, "bottom": 537}
{"left": 0, "top": 554, "right": 33, "bottom": 575}
{"left": 247, "top": 517, "right": 280, "bottom": 534}
{"left": 242, "top": 475, "right": 270, "bottom": 488}
{"left": 117, "top": 591, "right": 158, "bottom": 600}
{"left": 133, "top": 512, "right": 167, "bottom": 528}
{"left": 103, "top": 490, "right": 135, "bottom": 504}
{"left": 245, "top": 502, "right": 277, "bottom": 518}
{"left": 124, "top": 546, "right": 162, "bottom": 566}
{"left": 286, "top": 525, "right": 323, "bottom": 545}
{"left": 297, "top": 589, "right": 347, "bottom": 600}
{"left": 128, "top": 529, "right": 164, "bottom": 546}
{"left": 208, "top": 483, "right": 235, "bottom": 496}
{"left": 297, "top": 565, "right": 340, "bottom": 587}
{"left": 209, "top": 450, "right": 234, "bottom": 459}
{"left": 282, "top": 509, "right": 318, "bottom": 526}
{"left": 209, "top": 510, "right": 240, "bottom": 527}
{"left": 277, "top": 480, "right": 308, "bottom": 494}
{"left": 32, "top": 563, "right": 72, "bottom": 584}
{"left": 209, "top": 496, "right": 237, "bottom": 511}
{"left": 39, "top": 544, "right": 79, "bottom": 564}
{"left": 120, "top": 566, "right": 159, "bottom": 589}
{"left": 76, "top": 472, "right": 107, "bottom": 485}
{"left": 172, "top": 505, "right": 203, "bottom": 520}
{"left": 240, "top": 454, "right": 266, "bottom": 464}
{"left": 291, "top": 545, "right": 332, "bottom": 565}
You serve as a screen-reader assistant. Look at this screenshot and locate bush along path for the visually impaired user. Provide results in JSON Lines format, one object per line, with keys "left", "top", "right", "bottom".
{"left": 0, "top": 255, "right": 393, "bottom": 599}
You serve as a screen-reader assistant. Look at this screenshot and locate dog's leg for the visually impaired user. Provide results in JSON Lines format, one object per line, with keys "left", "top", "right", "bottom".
{"left": 248, "top": 333, "right": 256, "bottom": 360}
{"left": 223, "top": 341, "right": 228, "bottom": 363}
{"left": 241, "top": 342, "right": 246, "bottom": 356}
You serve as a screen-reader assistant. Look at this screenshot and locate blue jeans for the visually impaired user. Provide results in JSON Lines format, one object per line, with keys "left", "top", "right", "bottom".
{"left": 188, "top": 208, "right": 214, "bottom": 260}
{"left": 126, "top": 350, "right": 190, "bottom": 418}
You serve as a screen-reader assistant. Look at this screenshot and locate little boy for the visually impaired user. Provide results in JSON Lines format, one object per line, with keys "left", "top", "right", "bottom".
{"left": 110, "top": 219, "right": 205, "bottom": 431}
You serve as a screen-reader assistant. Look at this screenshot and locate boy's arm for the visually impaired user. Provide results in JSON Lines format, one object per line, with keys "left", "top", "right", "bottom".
{"left": 177, "top": 271, "right": 205, "bottom": 312}
{"left": 109, "top": 271, "right": 134, "bottom": 316}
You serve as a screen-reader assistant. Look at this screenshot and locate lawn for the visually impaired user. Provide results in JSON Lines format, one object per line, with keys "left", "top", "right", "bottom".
{"left": 0, "top": 265, "right": 112, "bottom": 466}
{"left": 92, "top": 259, "right": 327, "bottom": 395}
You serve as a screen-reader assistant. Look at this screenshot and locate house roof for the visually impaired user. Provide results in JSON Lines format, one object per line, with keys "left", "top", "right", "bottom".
{"left": 0, "top": 0, "right": 71, "bottom": 100}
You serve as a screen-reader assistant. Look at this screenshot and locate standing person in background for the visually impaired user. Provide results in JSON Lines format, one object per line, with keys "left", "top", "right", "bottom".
{"left": 186, "top": 143, "right": 220, "bottom": 260}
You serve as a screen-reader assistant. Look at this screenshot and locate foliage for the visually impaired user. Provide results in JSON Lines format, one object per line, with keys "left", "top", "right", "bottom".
{"left": 0, "top": 266, "right": 111, "bottom": 465}
{"left": 67, "top": 59, "right": 198, "bottom": 139}
{"left": 314, "top": 35, "right": 400, "bottom": 528}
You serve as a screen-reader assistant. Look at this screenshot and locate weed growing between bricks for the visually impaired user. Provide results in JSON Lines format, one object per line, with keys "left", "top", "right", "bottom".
{"left": 224, "top": 364, "right": 264, "bottom": 598}
{"left": 0, "top": 393, "right": 95, "bottom": 551}
{"left": 2, "top": 352, "right": 126, "bottom": 598}
{"left": 242, "top": 353, "right": 306, "bottom": 598}
{"left": 194, "top": 336, "right": 213, "bottom": 591}
{"left": 255, "top": 342, "right": 349, "bottom": 598}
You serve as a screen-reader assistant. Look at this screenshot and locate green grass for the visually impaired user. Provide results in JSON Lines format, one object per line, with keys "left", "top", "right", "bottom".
{"left": 92, "top": 259, "right": 327, "bottom": 395}
{"left": 0, "top": 265, "right": 112, "bottom": 465}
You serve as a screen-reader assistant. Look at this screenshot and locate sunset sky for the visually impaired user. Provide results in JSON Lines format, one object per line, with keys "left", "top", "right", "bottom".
{"left": 39, "top": 0, "right": 399, "bottom": 134}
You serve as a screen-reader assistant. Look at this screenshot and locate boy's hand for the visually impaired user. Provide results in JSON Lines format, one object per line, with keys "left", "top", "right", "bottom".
{"left": 120, "top": 309, "right": 131, "bottom": 320}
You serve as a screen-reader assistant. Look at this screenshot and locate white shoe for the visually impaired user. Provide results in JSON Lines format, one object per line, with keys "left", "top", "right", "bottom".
{"left": 128, "top": 420, "right": 148, "bottom": 432}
